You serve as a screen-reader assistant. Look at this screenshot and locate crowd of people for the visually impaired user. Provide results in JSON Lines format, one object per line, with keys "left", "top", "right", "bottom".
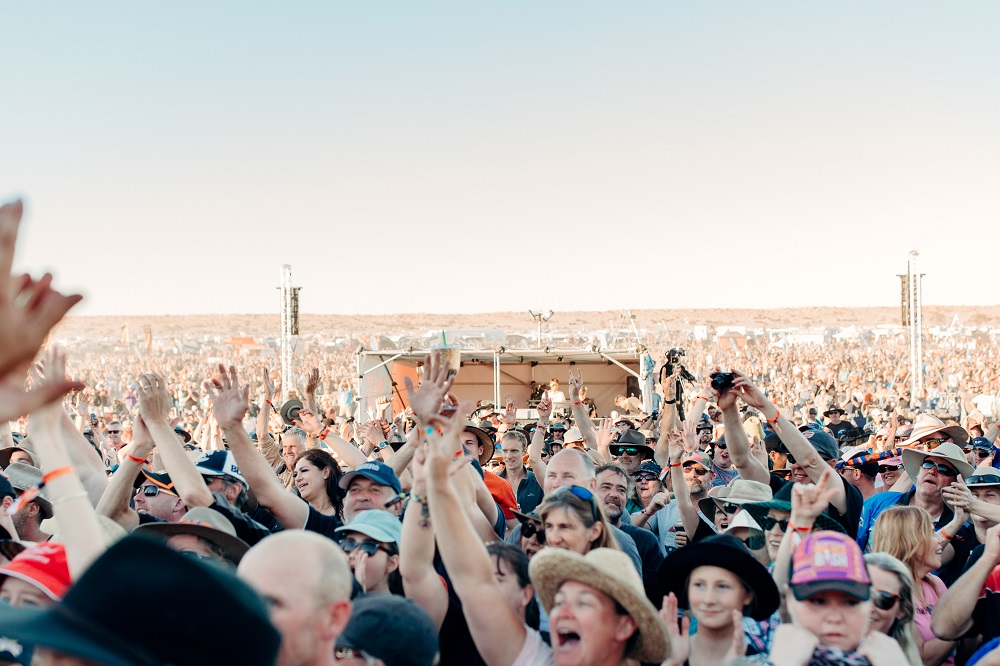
{"left": 1, "top": 194, "right": 1000, "bottom": 665}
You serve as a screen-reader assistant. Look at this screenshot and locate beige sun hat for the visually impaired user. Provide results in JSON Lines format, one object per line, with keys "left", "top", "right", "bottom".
{"left": 529, "top": 547, "right": 670, "bottom": 663}
{"left": 896, "top": 413, "right": 968, "bottom": 448}
{"left": 4, "top": 463, "right": 53, "bottom": 519}
{"left": 900, "top": 442, "right": 974, "bottom": 482}
{"left": 698, "top": 479, "right": 772, "bottom": 519}
{"left": 134, "top": 507, "right": 250, "bottom": 564}
{"left": 563, "top": 427, "right": 584, "bottom": 444}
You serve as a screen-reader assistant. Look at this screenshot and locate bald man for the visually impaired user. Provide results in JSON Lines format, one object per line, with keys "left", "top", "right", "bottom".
{"left": 238, "top": 531, "right": 354, "bottom": 666}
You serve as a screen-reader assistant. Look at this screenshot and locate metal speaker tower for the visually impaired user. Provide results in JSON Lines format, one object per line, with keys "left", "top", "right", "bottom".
{"left": 279, "top": 265, "right": 301, "bottom": 398}
{"left": 906, "top": 251, "right": 924, "bottom": 409}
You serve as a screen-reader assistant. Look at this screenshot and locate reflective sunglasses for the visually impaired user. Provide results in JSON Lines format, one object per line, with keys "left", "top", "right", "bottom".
{"left": 921, "top": 461, "right": 957, "bottom": 477}
{"left": 615, "top": 447, "right": 641, "bottom": 456}
{"left": 924, "top": 438, "right": 951, "bottom": 450}
{"left": 340, "top": 538, "right": 394, "bottom": 557}
{"left": 871, "top": 590, "right": 900, "bottom": 611}
{"left": 635, "top": 474, "right": 658, "bottom": 482}
{"left": 715, "top": 502, "right": 740, "bottom": 515}
{"left": 878, "top": 464, "right": 901, "bottom": 474}
{"left": 521, "top": 521, "right": 546, "bottom": 544}
{"left": 968, "top": 473, "right": 1000, "bottom": 485}
{"left": 136, "top": 485, "right": 177, "bottom": 498}
{"left": 682, "top": 464, "right": 709, "bottom": 477}
{"left": 556, "top": 485, "right": 602, "bottom": 523}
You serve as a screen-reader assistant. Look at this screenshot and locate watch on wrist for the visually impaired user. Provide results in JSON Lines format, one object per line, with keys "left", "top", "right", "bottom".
{"left": 377, "top": 440, "right": 390, "bottom": 450}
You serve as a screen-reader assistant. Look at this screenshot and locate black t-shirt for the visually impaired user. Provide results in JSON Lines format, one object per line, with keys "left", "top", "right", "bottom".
{"left": 304, "top": 505, "right": 344, "bottom": 541}
{"left": 619, "top": 522, "right": 665, "bottom": 606}
{"left": 935, "top": 522, "right": 978, "bottom": 588}
{"left": 770, "top": 473, "right": 863, "bottom": 539}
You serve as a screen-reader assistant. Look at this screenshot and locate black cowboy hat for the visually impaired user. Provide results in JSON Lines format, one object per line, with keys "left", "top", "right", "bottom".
{"left": 609, "top": 429, "right": 654, "bottom": 458}
{"left": 0, "top": 535, "right": 279, "bottom": 666}
{"left": 657, "top": 534, "right": 780, "bottom": 621}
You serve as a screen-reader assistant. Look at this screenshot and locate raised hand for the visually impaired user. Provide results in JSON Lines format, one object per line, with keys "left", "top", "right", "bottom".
{"left": 293, "top": 407, "right": 323, "bottom": 436}
{"left": 660, "top": 593, "right": 690, "bottom": 666}
{"left": 375, "top": 395, "right": 391, "bottom": 417}
{"left": 136, "top": 373, "right": 173, "bottom": 425}
{"left": 129, "top": 414, "right": 156, "bottom": 461}
{"left": 403, "top": 351, "right": 455, "bottom": 424}
{"left": 0, "top": 199, "right": 83, "bottom": 380}
{"left": 17, "top": 347, "right": 83, "bottom": 424}
{"left": 790, "top": 467, "right": 839, "bottom": 527}
{"left": 203, "top": 365, "right": 250, "bottom": 428}
{"left": 306, "top": 368, "right": 320, "bottom": 396}
{"left": 594, "top": 417, "right": 615, "bottom": 450}
{"left": 567, "top": 368, "right": 583, "bottom": 402}
{"left": 261, "top": 368, "right": 276, "bottom": 401}
{"left": 731, "top": 371, "right": 771, "bottom": 412}
{"left": 536, "top": 392, "right": 552, "bottom": 424}
{"left": 502, "top": 394, "right": 517, "bottom": 427}
{"left": 941, "top": 476, "right": 974, "bottom": 512}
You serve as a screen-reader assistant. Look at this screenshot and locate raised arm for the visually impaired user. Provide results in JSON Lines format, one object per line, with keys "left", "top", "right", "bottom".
{"left": 136, "top": 373, "right": 215, "bottom": 509}
{"left": 568, "top": 370, "right": 598, "bottom": 451}
{"left": 399, "top": 445, "right": 448, "bottom": 630}
{"left": 527, "top": 395, "right": 551, "bottom": 483}
{"left": 256, "top": 369, "right": 280, "bottom": 467}
{"left": 734, "top": 372, "right": 847, "bottom": 514}
{"left": 668, "top": 426, "right": 700, "bottom": 535}
{"left": 206, "top": 365, "right": 309, "bottom": 530}
{"left": 424, "top": 408, "right": 528, "bottom": 666}
{"left": 28, "top": 350, "right": 104, "bottom": 577}
{"left": 715, "top": 376, "right": 769, "bottom": 483}
{"left": 295, "top": 408, "right": 369, "bottom": 469}
{"left": 932, "top": 522, "right": 1000, "bottom": 639}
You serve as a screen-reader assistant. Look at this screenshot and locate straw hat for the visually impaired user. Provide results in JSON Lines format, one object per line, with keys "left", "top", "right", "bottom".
{"left": 530, "top": 547, "right": 669, "bottom": 663}
{"left": 896, "top": 414, "right": 968, "bottom": 449}
{"left": 463, "top": 422, "right": 495, "bottom": 466}
{"left": 901, "top": 442, "right": 974, "bottom": 482}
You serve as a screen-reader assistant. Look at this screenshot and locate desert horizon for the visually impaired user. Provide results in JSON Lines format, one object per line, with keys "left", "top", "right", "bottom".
{"left": 52, "top": 305, "right": 1000, "bottom": 341}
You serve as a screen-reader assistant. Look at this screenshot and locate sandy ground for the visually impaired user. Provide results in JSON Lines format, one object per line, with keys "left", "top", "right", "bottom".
{"left": 53, "top": 306, "right": 1000, "bottom": 341}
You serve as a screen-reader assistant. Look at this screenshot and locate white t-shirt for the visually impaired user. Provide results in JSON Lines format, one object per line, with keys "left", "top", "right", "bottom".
{"left": 512, "top": 626, "right": 556, "bottom": 666}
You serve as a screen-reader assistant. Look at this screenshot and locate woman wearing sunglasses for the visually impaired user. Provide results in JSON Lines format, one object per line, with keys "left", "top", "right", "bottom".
{"left": 871, "top": 506, "right": 961, "bottom": 666}
{"left": 537, "top": 484, "right": 619, "bottom": 555}
{"left": 335, "top": 510, "right": 402, "bottom": 595}
{"left": 863, "top": 552, "right": 921, "bottom": 665}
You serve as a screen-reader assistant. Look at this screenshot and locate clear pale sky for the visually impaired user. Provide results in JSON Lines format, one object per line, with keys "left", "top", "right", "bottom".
{"left": 3, "top": 2, "right": 998, "bottom": 317}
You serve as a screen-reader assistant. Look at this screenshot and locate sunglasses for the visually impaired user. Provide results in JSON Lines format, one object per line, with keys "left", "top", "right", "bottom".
{"left": 713, "top": 441, "right": 728, "bottom": 450}
{"left": 968, "top": 474, "right": 1000, "bottom": 485}
{"left": 921, "top": 461, "right": 957, "bottom": 477}
{"left": 877, "top": 464, "right": 901, "bottom": 474}
{"left": 716, "top": 502, "right": 740, "bottom": 515}
{"left": 107, "top": 430, "right": 122, "bottom": 435}
{"left": 974, "top": 448, "right": 993, "bottom": 457}
{"left": 136, "top": 485, "right": 177, "bottom": 498}
{"left": 556, "top": 485, "right": 602, "bottom": 523}
{"left": 871, "top": 590, "right": 900, "bottom": 611}
{"left": 760, "top": 516, "right": 790, "bottom": 532}
{"left": 682, "top": 464, "right": 709, "bottom": 476}
{"left": 785, "top": 453, "right": 796, "bottom": 465}
{"left": 924, "top": 438, "right": 951, "bottom": 450}
{"left": 615, "top": 447, "right": 641, "bottom": 456}
{"left": 521, "top": 521, "right": 546, "bottom": 544}
{"left": 340, "top": 538, "right": 394, "bottom": 557}
{"left": 635, "top": 474, "right": 658, "bottom": 482}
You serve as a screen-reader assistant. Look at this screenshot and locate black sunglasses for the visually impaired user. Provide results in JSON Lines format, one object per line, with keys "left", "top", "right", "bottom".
{"left": 921, "top": 461, "right": 957, "bottom": 477}
{"left": 107, "top": 430, "right": 122, "bottom": 435}
{"left": 871, "top": 590, "right": 900, "bottom": 611}
{"left": 340, "top": 538, "right": 394, "bottom": 557}
{"left": 714, "top": 440, "right": 728, "bottom": 450}
{"left": 760, "top": 516, "right": 789, "bottom": 532}
{"left": 136, "top": 485, "right": 177, "bottom": 498}
{"left": 521, "top": 521, "right": 546, "bottom": 544}
{"left": 635, "top": 474, "right": 658, "bottom": 482}
{"left": 878, "top": 464, "right": 901, "bottom": 473}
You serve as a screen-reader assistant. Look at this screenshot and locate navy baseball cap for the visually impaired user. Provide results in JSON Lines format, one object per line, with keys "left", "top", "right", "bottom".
{"left": 194, "top": 450, "right": 247, "bottom": 487}
{"left": 338, "top": 461, "right": 401, "bottom": 494}
{"left": 970, "top": 437, "right": 994, "bottom": 452}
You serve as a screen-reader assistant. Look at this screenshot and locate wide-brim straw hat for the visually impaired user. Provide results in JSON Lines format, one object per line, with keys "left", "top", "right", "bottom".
{"left": 901, "top": 442, "right": 974, "bottom": 482}
{"left": 896, "top": 414, "right": 968, "bottom": 449}
{"left": 463, "top": 422, "right": 495, "bottom": 466}
{"left": 530, "top": 547, "right": 670, "bottom": 663}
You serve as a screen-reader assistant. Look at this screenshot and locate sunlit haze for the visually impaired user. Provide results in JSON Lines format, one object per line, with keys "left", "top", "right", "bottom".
{"left": 3, "top": 2, "right": 998, "bottom": 317}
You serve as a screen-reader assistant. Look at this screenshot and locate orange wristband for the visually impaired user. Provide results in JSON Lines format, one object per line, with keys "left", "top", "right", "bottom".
{"left": 940, "top": 529, "right": 953, "bottom": 541}
{"left": 765, "top": 410, "right": 780, "bottom": 424}
{"left": 42, "top": 466, "right": 74, "bottom": 485}
{"left": 788, "top": 522, "right": 812, "bottom": 533}
{"left": 126, "top": 453, "right": 146, "bottom": 464}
